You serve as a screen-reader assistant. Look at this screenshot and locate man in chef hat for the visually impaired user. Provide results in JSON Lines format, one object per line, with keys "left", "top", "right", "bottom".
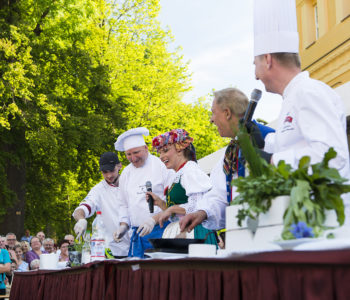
{"left": 113, "top": 127, "right": 174, "bottom": 257}
{"left": 253, "top": 0, "right": 350, "bottom": 221}
{"left": 180, "top": 0, "right": 350, "bottom": 233}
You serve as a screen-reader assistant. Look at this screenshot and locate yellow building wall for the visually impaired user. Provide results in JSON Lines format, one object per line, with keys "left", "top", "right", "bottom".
{"left": 296, "top": 0, "right": 350, "bottom": 88}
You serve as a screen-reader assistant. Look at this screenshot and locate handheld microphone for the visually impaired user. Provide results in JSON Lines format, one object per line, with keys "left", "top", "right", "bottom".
{"left": 242, "top": 89, "right": 262, "bottom": 125}
{"left": 145, "top": 181, "right": 154, "bottom": 213}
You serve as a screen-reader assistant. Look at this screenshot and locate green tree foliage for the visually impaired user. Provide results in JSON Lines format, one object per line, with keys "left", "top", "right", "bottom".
{"left": 0, "top": 0, "right": 225, "bottom": 238}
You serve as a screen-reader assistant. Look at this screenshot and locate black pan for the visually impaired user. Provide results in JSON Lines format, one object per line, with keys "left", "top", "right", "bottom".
{"left": 148, "top": 238, "right": 205, "bottom": 254}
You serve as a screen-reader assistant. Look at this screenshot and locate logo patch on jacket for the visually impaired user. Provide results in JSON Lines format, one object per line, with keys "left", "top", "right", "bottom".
{"left": 284, "top": 116, "right": 293, "bottom": 123}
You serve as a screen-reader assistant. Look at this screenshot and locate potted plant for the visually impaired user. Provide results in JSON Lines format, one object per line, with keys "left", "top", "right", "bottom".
{"left": 229, "top": 128, "right": 350, "bottom": 241}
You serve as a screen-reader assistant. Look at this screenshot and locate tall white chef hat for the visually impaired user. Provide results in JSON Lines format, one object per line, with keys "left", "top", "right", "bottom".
{"left": 114, "top": 127, "right": 149, "bottom": 151}
{"left": 254, "top": 0, "right": 299, "bottom": 57}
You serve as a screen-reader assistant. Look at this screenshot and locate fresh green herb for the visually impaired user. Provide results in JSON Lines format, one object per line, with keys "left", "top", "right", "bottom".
{"left": 232, "top": 127, "right": 350, "bottom": 239}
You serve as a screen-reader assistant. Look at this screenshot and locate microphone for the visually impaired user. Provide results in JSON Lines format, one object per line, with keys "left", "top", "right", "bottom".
{"left": 242, "top": 89, "right": 262, "bottom": 125}
{"left": 145, "top": 181, "right": 154, "bottom": 213}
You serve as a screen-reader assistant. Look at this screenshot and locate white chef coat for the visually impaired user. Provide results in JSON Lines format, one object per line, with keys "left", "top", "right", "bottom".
{"left": 118, "top": 153, "right": 174, "bottom": 227}
{"left": 265, "top": 71, "right": 350, "bottom": 179}
{"left": 73, "top": 180, "right": 130, "bottom": 256}
{"left": 196, "top": 155, "right": 239, "bottom": 230}
{"left": 264, "top": 71, "right": 350, "bottom": 223}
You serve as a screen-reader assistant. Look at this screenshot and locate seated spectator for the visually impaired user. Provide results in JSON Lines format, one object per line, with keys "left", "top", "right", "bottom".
{"left": 20, "top": 241, "right": 30, "bottom": 255}
{"left": 64, "top": 235, "right": 74, "bottom": 245}
{"left": 30, "top": 259, "right": 40, "bottom": 271}
{"left": 58, "top": 240, "right": 70, "bottom": 262}
{"left": 0, "top": 236, "right": 6, "bottom": 249}
{"left": 43, "top": 238, "right": 55, "bottom": 254}
{"left": 0, "top": 248, "right": 11, "bottom": 295}
{"left": 36, "top": 232, "right": 46, "bottom": 251}
{"left": 20, "top": 229, "right": 32, "bottom": 243}
{"left": 14, "top": 245, "right": 28, "bottom": 272}
{"left": 5, "top": 233, "right": 17, "bottom": 250}
{"left": 25, "top": 237, "right": 47, "bottom": 267}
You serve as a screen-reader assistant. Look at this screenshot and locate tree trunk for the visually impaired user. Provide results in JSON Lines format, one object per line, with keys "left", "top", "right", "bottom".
{"left": 0, "top": 127, "right": 26, "bottom": 238}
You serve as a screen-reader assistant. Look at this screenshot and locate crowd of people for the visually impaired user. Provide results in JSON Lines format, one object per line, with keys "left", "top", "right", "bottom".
{"left": 0, "top": 231, "right": 75, "bottom": 295}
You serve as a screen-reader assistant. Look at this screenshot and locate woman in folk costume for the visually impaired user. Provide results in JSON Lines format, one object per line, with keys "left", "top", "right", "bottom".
{"left": 137, "top": 129, "right": 218, "bottom": 245}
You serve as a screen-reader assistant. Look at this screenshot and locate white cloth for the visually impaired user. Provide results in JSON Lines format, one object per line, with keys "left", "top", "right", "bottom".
{"left": 72, "top": 180, "right": 130, "bottom": 256}
{"left": 196, "top": 156, "right": 239, "bottom": 230}
{"left": 167, "top": 161, "right": 212, "bottom": 215}
{"left": 118, "top": 154, "right": 174, "bottom": 227}
{"left": 265, "top": 71, "right": 350, "bottom": 222}
{"left": 254, "top": 0, "right": 299, "bottom": 56}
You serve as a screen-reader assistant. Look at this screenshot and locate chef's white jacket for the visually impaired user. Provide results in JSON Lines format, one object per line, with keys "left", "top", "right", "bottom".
{"left": 265, "top": 71, "right": 350, "bottom": 222}
{"left": 73, "top": 180, "right": 130, "bottom": 256}
{"left": 118, "top": 153, "right": 174, "bottom": 227}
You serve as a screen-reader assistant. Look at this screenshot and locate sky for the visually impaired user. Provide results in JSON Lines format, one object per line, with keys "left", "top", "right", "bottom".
{"left": 158, "top": 0, "right": 283, "bottom": 123}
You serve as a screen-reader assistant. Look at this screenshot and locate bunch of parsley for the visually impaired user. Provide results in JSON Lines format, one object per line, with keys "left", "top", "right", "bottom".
{"left": 232, "top": 128, "right": 350, "bottom": 239}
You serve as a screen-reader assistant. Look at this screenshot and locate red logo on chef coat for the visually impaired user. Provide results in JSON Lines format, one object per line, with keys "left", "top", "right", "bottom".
{"left": 284, "top": 116, "right": 293, "bottom": 123}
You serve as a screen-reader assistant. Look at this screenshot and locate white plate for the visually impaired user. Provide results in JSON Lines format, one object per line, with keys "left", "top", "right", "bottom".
{"left": 293, "top": 238, "right": 350, "bottom": 251}
{"left": 145, "top": 252, "right": 188, "bottom": 259}
{"left": 273, "top": 238, "right": 323, "bottom": 250}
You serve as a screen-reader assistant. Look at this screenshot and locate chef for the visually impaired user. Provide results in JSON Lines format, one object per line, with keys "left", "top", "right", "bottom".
{"left": 73, "top": 152, "right": 130, "bottom": 257}
{"left": 252, "top": 0, "right": 350, "bottom": 221}
{"left": 113, "top": 127, "right": 174, "bottom": 257}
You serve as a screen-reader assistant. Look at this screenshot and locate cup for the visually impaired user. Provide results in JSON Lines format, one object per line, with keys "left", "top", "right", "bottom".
{"left": 188, "top": 244, "right": 216, "bottom": 257}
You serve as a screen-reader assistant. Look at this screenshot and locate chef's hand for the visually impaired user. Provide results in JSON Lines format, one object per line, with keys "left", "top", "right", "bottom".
{"left": 257, "top": 149, "right": 273, "bottom": 164}
{"left": 179, "top": 210, "right": 207, "bottom": 232}
{"left": 137, "top": 217, "right": 156, "bottom": 237}
{"left": 74, "top": 219, "right": 88, "bottom": 239}
{"left": 240, "top": 119, "right": 265, "bottom": 149}
{"left": 113, "top": 223, "right": 129, "bottom": 242}
{"left": 146, "top": 192, "right": 166, "bottom": 210}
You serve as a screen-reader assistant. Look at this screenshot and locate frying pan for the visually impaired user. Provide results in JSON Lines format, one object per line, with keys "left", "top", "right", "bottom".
{"left": 148, "top": 238, "right": 205, "bottom": 253}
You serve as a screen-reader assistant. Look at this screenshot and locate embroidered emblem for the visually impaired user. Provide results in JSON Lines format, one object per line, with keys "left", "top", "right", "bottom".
{"left": 284, "top": 116, "right": 293, "bottom": 123}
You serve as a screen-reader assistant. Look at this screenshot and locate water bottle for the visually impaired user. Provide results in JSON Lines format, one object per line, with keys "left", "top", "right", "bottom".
{"left": 90, "top": 211, "right": 106, "bottom": 261}
{"left": 81, "top": 230, "right": 91, "bottom": 264}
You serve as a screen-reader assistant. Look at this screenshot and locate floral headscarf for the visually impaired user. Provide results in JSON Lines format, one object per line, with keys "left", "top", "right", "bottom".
{"left": 152, "top": 129, "right": 197, "bottom": 161}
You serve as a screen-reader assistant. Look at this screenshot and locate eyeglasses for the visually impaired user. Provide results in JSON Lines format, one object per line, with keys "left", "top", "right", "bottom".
{"left": 7, "top": 239, "right": 16, "bottom": 241}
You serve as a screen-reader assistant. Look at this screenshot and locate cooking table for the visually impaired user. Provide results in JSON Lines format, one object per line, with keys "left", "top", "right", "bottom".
{"left": 10, "top": 249, "right": 350, "bottom": 300}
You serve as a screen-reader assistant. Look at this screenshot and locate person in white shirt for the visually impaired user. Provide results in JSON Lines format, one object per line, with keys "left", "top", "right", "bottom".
{"left": 73, "top": 152, "right": 130, "bottom": 257}
{"left": 253, "top": 0, "right": 350, "bottom": 221}
{"left": 113, "top": 127, "right": 174, "bottom": 258}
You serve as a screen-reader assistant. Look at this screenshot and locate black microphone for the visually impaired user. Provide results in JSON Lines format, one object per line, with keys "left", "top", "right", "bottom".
{"left": 145, "top": 181, "right": 154, "bottom": 213}
{"left": 242, "top": 89, "right": 262, "bottom": 125}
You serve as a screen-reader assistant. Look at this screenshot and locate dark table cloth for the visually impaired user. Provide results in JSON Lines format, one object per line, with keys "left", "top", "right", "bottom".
{"left": 10, "top": 250, "right": 350, "bottom": 300}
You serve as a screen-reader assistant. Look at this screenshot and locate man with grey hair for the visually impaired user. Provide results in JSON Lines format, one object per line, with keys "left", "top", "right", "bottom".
{"left": 43, "top": 238, "right": 55, "bottom": 254}
{"left": 180, "top": 88, "right": 273, "bottom": 231}
{"left": 5, "top": 233, "right": 17, "bottom": 250}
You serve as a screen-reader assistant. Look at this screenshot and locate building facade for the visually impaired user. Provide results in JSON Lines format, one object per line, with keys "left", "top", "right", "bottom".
{"left": 296, "top": 0, "right": 350, "bottom": 88}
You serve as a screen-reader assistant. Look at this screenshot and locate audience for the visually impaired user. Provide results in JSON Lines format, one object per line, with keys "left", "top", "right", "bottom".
{"left": 14, "top": 245, "right": 28, "bottom": 272}
{"left": 58, "top": 240, "right": 70, "bottom": 262}
{"left": 43, "top": 238, "right": 55, "bottom": 254}
{"left": 0, "top": 236, "right": 6, "bottom": 249}
{"left": 20, "top": 229, "right": 32, "bottom": 243}
{"left": 20, "top": 241, "right": 30, "bottom": 256}
{"left": 25, "top": 237, "right": 47, "bottom": 268}
{"left": 5, "top": 233, "right": 17, "bottom": 250}
{"left": 64, "top": 235, "right": 75, "bottom": 245}
{"left": 30, "top": 259, "right": 40, "bottom": 271}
